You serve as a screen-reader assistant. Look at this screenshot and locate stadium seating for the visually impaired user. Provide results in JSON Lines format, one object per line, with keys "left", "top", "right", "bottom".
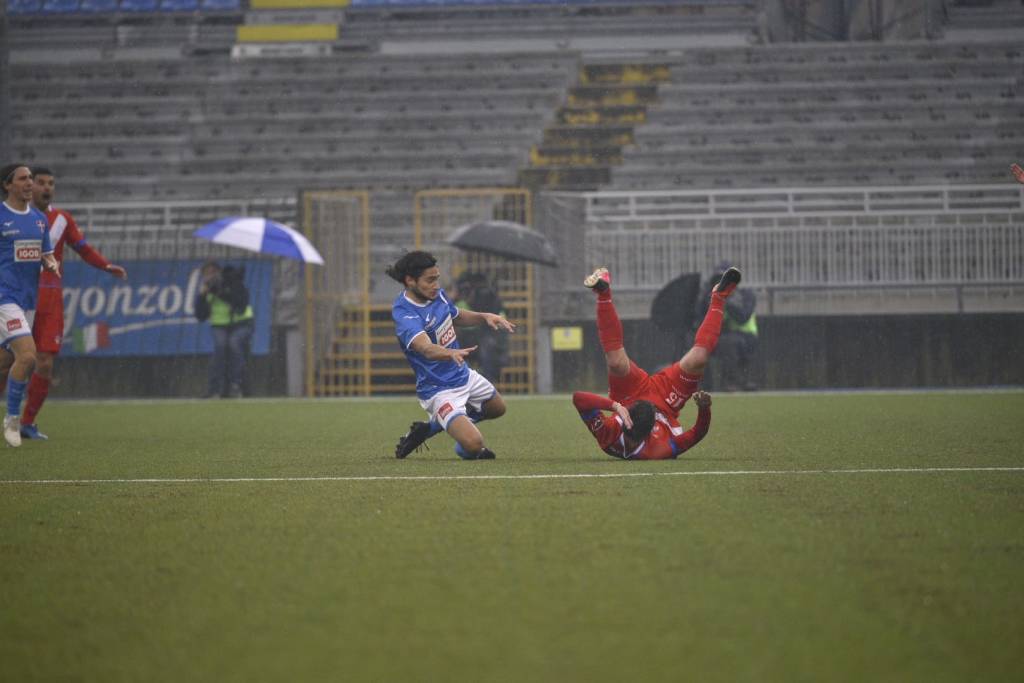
{"left": 8, "top": 50, "right": 577, "bottom": 209}
{"left": 79, "top": 0, "right": 120, "bottom": 11}
{"left": 605, "top": 42, "right": 1024, "bottom": 190}
{"left": 119, "top": 0, "right": 160, "bottom": 11}
{"left": 8, "top": 0, "right": 238, "bottom": 12}
{"left": 159, "top": 0, "right": 200, "bottom": 10}
{"left": 200, "top": 0, "right": 240, "bottom": 9}
{"left": 7, "top": 0, "right": 43, "bottom": 13}
{"left": 40, "top": 0, "right": 82, "bottom": 12}
{"left": 7, "top": 3, "right": 1024, "bottom": 208}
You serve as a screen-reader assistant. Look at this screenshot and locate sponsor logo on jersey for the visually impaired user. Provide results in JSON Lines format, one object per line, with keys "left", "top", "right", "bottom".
{"left": 7, "top": 319, "right": 22, "bottom": 332}
{"left": 438, "top": 402, "right": 454, "bottom": 420}
{"left": 1, "top": 229, "right": 17, "bottom": 237}
{"left": 14, "top": 240, "right": 41, "bottom": 262}
{"left": 436, "top": 316, "right": 456, "bottom": 346}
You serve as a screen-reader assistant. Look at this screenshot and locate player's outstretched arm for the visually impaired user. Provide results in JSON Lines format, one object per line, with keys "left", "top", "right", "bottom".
{"left": 572, "top": 391, "right": 630, "bottom": 451}
{"left": 409, "top": 333, "right": 476, "bottom": 366}
{"left": 672, "top": 391, "right": 713, "bottom": 457}
{"left": 572, "top": 392, "right": 633, "bottom": 429}
{"left": 454, "top": 309, "right": 516, "bottom": 333}
{"left": 105, "top": 264, "right": 128, "bottom": 279}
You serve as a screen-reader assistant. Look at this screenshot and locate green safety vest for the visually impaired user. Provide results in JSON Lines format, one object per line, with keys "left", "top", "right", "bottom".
{"left": 205, "top": 294, "right": 254, "bottom": 327}
{"left": 725, "top": 311, "right": 758, "bottom": 336}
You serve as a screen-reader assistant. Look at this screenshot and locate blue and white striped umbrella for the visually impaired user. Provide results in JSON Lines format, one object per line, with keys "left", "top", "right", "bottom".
{"left": 195, "top": 217, "right": 324, "bottom": 265}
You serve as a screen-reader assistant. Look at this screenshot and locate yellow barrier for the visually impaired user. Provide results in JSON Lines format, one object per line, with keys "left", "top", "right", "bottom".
{"left": 237, "top": 24, "right": 338, "bottom": 43}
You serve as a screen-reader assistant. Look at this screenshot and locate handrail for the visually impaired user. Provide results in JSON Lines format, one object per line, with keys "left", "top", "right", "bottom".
{"left": 552, "top": 184, "right": 1024, "bottom": 221}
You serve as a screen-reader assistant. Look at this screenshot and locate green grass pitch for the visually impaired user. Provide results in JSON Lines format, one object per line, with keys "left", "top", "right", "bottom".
{"left": 2, "top": 391, "right": 1023, "bottom": 682}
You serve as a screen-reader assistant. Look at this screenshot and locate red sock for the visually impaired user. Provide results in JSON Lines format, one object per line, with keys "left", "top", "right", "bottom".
{"left": 694, "top": 293, "right": 726, "bottom": 353}
{"left": 595, "top": 288, "right": 624, "bottom": 353}
{"left": 22, "top": 374, "right": 50, "bottom": 426}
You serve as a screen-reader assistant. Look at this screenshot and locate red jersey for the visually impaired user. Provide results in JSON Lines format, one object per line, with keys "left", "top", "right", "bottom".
{"left": 39, "top": 206, "right": 109, "bottom": 291}
{"left": 572, "top": 391, "right": 710, "bottom": 460}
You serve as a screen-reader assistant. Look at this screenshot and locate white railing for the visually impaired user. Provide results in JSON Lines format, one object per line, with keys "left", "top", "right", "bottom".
{"left": 61, "top": 197, "right": 297, "bottom": 262}
{"left": 588, "top": 223, "right": 1024, "bottom": 291}
{"left": 578, "top": 185, "right": 1024, "bottom": 224}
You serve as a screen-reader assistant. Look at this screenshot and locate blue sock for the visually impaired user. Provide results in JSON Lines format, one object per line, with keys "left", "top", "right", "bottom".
{"left": 7, "top": 377, "right": 27, "bottom": 418}
{"left": 428, "top": 419, "right": 443, "bottom": 436}
{"left": 454, "top": 442, "right": 476, "bottom": 460}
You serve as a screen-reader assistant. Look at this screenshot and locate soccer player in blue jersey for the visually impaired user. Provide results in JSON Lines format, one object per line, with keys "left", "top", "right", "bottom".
{"left": 0, "top": 164, "right": 59, "bottom": 447}
{"left": 389, "top": 250, "right": 515, "bottom": 460}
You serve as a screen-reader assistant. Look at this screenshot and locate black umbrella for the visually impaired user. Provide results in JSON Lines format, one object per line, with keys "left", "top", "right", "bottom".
{"left": 447, "top": 220, "right": 559, "bottom": 267}
{"left": 650, "top": 272, "right": 703, "bottom": 335}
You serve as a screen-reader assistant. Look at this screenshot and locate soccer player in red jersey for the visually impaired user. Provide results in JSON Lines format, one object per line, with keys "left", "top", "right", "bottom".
{"left": 572, "top": 265, "right": 741, "bottom": 460}
{"left": 14, "top": 168, "right": 126, "bottom": 440}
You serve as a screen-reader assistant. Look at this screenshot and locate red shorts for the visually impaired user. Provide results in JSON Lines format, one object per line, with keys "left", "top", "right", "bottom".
{"left": 608, "top": 360, "right": 701, "bottom": 419}
{"left": 32, "top": 286, "right": 64, "bottom": 355}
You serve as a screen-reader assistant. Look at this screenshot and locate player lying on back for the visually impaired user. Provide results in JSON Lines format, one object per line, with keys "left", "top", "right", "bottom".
{"left": 572, "top": 389, "right": 711, "bottom": 460}
{"left": 572, "top": 265, "right": 741, "bottom": 460}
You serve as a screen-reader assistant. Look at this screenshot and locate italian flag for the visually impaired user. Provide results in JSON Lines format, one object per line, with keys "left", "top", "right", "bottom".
{"left": 72, "top": 322, "right": 111, "bottom": 354}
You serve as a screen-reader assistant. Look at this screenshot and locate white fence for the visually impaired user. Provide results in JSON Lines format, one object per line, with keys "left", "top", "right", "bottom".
{"left": 63, "top": 198, "right": 297, "bottom": 262}
{"left": 538, "top": 185, "right": 1024, "bottom": 317}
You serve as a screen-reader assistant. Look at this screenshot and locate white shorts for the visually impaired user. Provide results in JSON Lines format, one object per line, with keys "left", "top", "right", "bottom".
{"left": 0, "top": 304, "right": 34, "bottom": 349}
{"left": 419, "top": 368, "right": 497, "bottom": 431}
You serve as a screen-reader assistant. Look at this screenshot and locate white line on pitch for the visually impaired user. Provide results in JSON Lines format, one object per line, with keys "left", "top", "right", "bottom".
{"left": 2, "top": 466, "right": 1023, "bottom": 485}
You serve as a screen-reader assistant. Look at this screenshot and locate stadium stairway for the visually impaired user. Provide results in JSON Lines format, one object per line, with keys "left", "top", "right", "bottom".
{"left": 319, "top": 304, "right": 414, "bottom": 397}
{"left": 233, "top": 0, "right": 349, "bottom": 58}
{"left": 518, "top": 62, "right": 670, "bottom": 191}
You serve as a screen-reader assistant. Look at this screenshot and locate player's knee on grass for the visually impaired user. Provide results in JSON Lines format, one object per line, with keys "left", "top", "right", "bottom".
{"left": 447, "top": 416, "right": 485, "bottom": 454}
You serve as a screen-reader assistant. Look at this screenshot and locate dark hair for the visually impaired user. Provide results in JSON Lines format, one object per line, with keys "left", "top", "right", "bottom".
{"left": 31, "top": 166, "right": 54, "bottom": 178}
{"left": 386, "top": 250, "right": 437, "bottom": 284}
{"left": 624, "top": 400, "right": 656, "bottom": 442}
{"left": 1, "top": 163, "right": 30, "bottom": 196}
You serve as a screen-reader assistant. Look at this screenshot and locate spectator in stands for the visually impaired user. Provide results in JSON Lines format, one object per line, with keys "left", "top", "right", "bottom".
{"left": 451, "top": 271, "right": 508, "bottom": 384}
{"left": 693, "top": 261, "right": 759, "bottom": 392}
{"left": 194, "top": 260, "right": 253, "bottom": 399}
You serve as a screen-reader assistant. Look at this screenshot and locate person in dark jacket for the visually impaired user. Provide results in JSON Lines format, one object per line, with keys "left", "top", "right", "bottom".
{"left": 451, "top": 272, "right": 508, "bottom": 384}
{"left": 195, "top": 261, "right": 254, "bottom": 398}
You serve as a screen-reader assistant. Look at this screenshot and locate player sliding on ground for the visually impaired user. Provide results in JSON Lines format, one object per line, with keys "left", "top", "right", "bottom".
{"left": 389, "top": 250, "right": 515, "bottom": 460}
{"left": 572, "top": 265, "right": 741, "bottom": 460}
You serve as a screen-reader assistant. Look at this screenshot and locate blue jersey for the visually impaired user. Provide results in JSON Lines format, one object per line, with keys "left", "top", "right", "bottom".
{"left": 0, "top": 202, "right": 52, "bottom": 310}
{"left": 393, "top": 288, "right": 468, "bottom": 399}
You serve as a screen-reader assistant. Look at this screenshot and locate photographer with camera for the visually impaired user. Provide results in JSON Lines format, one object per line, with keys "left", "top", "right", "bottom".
{"left": 194, "top": 260, "right": 254, "bottom": 398}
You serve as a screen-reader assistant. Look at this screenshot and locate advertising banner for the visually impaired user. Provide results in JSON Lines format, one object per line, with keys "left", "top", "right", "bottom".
{"left": 60, "top": 259, "right": 273, "bottom": 357}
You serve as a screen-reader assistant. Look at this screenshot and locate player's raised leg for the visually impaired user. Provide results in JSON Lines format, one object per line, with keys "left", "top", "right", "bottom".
{"left": 584, "top": 267, "right": 631, "bottom": 377}
{"left": 678, "top": 267, "right": 742, "bottom": 377}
